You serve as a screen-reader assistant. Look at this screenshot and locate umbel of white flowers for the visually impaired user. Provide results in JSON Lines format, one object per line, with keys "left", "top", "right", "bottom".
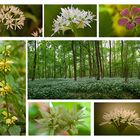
{"left": 51, "top": 6, "right": 96, "bottom": 36}
{"left": 100, "top": 108, "right": 140, "bottom": 134}
{"left": 0, "top": 5, "right": 25, "bottom": 30}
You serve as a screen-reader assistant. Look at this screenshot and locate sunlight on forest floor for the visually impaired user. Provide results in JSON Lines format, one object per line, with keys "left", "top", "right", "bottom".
{"left": 28, "top": 77, "right": 140, "bottom": 99}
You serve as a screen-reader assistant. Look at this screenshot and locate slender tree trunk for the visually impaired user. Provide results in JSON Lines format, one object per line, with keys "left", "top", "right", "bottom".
{"left": 37, "top": 45, "right": 40, "bottom": 79}
{"left": 63, "top": 48, "right": 67, "bottom": 79}
{"left": 88, "top": 42, "right": 92, "bottom": 78}
{"left": 71, "top": 41, "right": 77, "bottom": 81}
{"left": 109, "top": 40, "right": 112, "bottom": 78}
{"left": 95, "top": 41, "right": 100, "bottom": 80}
{"left": 44, "top": 46, "right": 47, "bottom": 79}
{"left": 99, "top": 41, "right": 103, "bottom": 78}
{"left": 124, "top": 41, "right": 129, "bottom": 83}
{"left": 92, "top": 41, "right": 96, "bottom": 77}
{"left": 79, "top": 42, "right": 83, "bottom": 78}
{"left": 32, "top": 41, "right": 37, "bottom": 81}
{"left": 100, "top": 41, "right": 104, "bottom": 78}
{"left": 53, "top": 46, "right": 56, "bottom": 78}
{"left": 121, "top": 40, "right": 124, "bottom": 77}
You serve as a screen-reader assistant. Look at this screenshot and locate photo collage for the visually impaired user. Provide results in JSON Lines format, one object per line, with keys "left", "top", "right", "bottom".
{"left": 0, "top": 2, "right": 140, "bottom": 137}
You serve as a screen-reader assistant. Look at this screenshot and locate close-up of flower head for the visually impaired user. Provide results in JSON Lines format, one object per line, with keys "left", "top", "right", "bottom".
{"left": 0, "top": 5, "right": 25, "bottom": 30}
{"left": 100, "top": 108, "right": 140, "bottom": 134}
{"left": 51, "top": 6, "right": 96, "bottom": 36}
{"left": 0, "top": 5, "right": 42, "bottom": 36}
{"left": 118, "top": 6, "right": 140, "bottom": 30}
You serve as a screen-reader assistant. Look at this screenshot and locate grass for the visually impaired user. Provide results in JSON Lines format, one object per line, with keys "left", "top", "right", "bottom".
{"left": 28, "top": 77, "right": 140, "bottom": 99}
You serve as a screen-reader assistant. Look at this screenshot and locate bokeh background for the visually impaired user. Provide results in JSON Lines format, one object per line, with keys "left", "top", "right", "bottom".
{"left": 99, "top": 5, "right": 140, "bottom": 37}
{"left": 94, "top": 103, "right": 140, "bottom": 135}
{"left": 44, "top": 5, "right": 97, "bottom": 37}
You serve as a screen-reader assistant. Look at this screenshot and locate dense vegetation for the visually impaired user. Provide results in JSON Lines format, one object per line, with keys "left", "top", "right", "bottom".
{"left": 0, "top": 41, "right": 26, "bottom": 135}
{"left": 28, "top": 40, "right": 140, "bottom": 99}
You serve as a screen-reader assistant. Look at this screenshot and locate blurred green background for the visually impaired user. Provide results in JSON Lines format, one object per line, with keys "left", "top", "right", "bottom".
{"left": 29, "top": 102, "right": 91, "bottom": 135}
{"left": 94, "top": 103, "right": 140, "bottom": 135}
{"left": 0, "top": 5, "right": 42, "bottom": 37}
{"left": 44, "top": 5, "right": 97, "bottom": 37}
{"left": 99, "top": 5, "right": 140, "bottom": 37}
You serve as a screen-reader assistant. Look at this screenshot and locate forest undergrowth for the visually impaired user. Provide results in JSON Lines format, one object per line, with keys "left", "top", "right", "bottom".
{"left": 28, "top": 77, "right": 140, "bottom": 99}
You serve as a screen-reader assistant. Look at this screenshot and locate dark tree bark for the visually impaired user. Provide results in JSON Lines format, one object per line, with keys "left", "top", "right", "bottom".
{"left": 53, "top": 46, "right": 56, "bottom": 78}
{"left": 79, "top": 42, "right": 83, "bottom": 78}
{"left": 109, "top": 40, "right": 112, "bottom": 78}
{"left": 100, "top": 41, "right": 104, "bottom": 78}
{"left": 32, "top": 41, "right": 37, "bottom": 81}
{"left": 95, "top": 41, "right": 100, "bottom": 80}
{"left": 124, "top": 41, "right": 129, "bottom": 83}
{"left": 87, "top": 42, "right": 92, "bottom": 78}
{"left": 71, "top": 41, "right": 77, "bottom": 81}
{"left": 121, "top": 40, "right": 124, "bottom": 77}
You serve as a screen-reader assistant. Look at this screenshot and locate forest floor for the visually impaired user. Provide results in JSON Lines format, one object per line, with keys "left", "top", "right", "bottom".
{"left": 28, "top": 77, "right": 140, "bottom": 99}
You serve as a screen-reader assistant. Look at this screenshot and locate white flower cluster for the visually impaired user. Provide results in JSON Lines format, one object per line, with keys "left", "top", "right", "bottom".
{"left": 0, "top": 5, "right": 25, "bottom": 30}
{"left": 100, "top": 108, "right": 140, "bottom": 130}
{"left": 52, "top": 6, "right": 96, "bottom": 36}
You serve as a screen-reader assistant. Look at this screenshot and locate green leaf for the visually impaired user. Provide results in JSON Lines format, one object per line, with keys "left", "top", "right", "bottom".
{"left": 8, "top": 125, "right": 21, "bottom": 135}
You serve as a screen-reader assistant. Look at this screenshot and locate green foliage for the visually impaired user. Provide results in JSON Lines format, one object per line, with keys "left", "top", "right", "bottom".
{"left": 0, "top": 41, "right": 26, "bottom": 135}
{"left": 29, "top": 102, "right": 90, "bottom": 135}
{"left": 8, "top": 125, "right": 21, "bottom": 135}
{"left": 28, "top": 77, "right": 140, "bottom": 99}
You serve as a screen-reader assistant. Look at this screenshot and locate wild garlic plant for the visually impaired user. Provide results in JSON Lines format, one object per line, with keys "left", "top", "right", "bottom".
{"left": 36, "top": 103, "right": 87, "bottom": 135}
{"left": 100, "top": 108, "right": 140, "bottom": 134}
{"left": 51, "top": 6, "right": 96, "bottom": 36}
{"left": 0, "top": 45, "right": 18, "bottom": 132}
{"left": 0, "top": 5, "right": 25, "bottom": 33}
{"left": 31, "top": 28, "right": 42, "bottom": 37}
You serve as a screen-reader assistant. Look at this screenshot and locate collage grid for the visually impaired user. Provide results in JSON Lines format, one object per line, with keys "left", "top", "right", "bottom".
{"left": 0, "top": 0, "right": 139, "bottom": 138}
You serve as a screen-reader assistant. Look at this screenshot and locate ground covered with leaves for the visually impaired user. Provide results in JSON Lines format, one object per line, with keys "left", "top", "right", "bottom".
{"left": 28, "top": 77, "right": 140, "bottom": 99}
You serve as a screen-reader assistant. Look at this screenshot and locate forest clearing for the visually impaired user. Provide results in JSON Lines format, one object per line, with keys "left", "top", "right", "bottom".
{"left": 28, "top": 40, "right": 140, "bottom": 99}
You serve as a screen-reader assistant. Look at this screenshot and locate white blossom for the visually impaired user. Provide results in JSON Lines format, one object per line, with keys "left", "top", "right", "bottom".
{"left": 31, "top": 28, "right": 42, "bottom": 37}
{"left": 100, "top": 108, "right": 140, "bottom": 131}
{"left": 0, "top": 5, "right": 25, "bottom": 30}
{"left": 51, "top": 6, "right": 96, "bottom": 36}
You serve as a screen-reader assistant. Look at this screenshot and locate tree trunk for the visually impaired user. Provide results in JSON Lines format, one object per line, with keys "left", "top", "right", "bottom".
{"left": 53, "top": 46, "right": 56, "bottom": 78}
{"left": 79, "top": 42, "right": 83, "bottom": 78}
{"left": 88, "top": 42, "right": 92, "bottom": 78}
{"left": 121, "top": 40, "right": 124, "bottom": 77}
{"left": 124, "top": 41, "right": 129, "bottom": 83}
{"left": 71, "top": 41, "right": 77, "bottom": 81}
{"left": 109, "top": 40, "right": 112, "bottom": 78}
{"left": 32, "top": 41, "right": 37, "bottom": 81}
{"left": 95, "top": 41, "right": 100, "bottom": 80}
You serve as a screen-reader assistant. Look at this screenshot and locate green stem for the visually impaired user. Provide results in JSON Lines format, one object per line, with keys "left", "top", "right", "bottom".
{"left": 4, "top": 45, "right": 9, "bottom": 116}
{"left": 71, "top": 24, "right": 78, "bottom": 37}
